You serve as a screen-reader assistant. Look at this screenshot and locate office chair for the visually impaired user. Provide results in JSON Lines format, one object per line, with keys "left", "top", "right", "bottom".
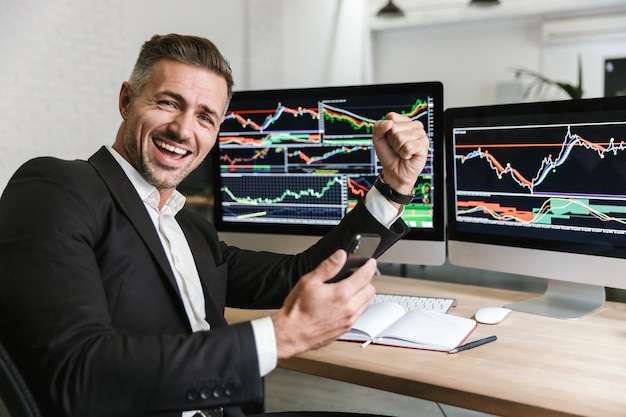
{"left": 0, "top": 339, "right": 42, "bottom": 417}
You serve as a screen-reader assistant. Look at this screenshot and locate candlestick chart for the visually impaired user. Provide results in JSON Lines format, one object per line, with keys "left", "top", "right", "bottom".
{"left": 217, "top": 91, "right": 438, "bottom": 227}
{"left": 452, "top": 121, "right": 626, "bottom": 234}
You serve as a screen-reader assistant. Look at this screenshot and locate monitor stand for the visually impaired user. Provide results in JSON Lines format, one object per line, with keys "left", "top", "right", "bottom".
{"left": 505, "top": 280, "right": 605, "bottom": 319}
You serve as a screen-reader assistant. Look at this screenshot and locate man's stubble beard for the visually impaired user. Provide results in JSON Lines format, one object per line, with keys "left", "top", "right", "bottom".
{"left": 139, "top": 150, "right": 195, "bottom": 191}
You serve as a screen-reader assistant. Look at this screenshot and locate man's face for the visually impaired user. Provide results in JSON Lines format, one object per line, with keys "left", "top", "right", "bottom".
{"left": 114, "top": 58, "right": 229, "bottom": 191}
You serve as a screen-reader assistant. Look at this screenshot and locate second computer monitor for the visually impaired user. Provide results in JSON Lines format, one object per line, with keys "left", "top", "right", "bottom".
{"left": 445, "top": 96, "right": 626, "bottom": 318}
{"left": 213, "top": 82, "right": 445, "bottom": 266}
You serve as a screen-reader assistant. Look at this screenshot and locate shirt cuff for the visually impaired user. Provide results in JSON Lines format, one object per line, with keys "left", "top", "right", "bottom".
{"left": 251, "top": 316, "right": 277, "bottom": 377}
{"left": 365, "top": 186, "right": 403, "bottom": 228}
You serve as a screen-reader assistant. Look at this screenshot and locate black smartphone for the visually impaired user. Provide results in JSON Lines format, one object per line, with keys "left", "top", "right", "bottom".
{"left": 326, "top": 233, "right": 381, "bottom": 283}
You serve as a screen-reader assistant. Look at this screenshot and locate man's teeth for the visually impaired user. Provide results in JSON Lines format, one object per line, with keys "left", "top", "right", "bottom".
{"left": 154, "top": 139, "right": 188, "bottom": 156}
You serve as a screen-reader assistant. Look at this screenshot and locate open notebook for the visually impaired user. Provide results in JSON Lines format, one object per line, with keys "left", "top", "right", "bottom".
{"left": 340, "top": 302, "right": 477, "bottom": 351}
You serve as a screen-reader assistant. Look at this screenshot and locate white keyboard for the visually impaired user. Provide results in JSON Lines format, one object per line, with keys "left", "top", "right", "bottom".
{"left": 372, "top": 293, "right": 456, "bottom": 314}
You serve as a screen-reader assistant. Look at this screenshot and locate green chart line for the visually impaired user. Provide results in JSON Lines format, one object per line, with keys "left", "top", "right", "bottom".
{"left": 222, "top": 176, "right": 343, "bottom": 205}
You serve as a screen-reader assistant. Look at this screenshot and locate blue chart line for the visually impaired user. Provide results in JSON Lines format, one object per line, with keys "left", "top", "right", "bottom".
{"left": 288, "top": 145, "right": 370, "bottom": 164}
{"left": 223, "top": 105, "right": 319, "bottom": 132}
{"left": 456, "top": 124, "right": 626, "bottom": 195}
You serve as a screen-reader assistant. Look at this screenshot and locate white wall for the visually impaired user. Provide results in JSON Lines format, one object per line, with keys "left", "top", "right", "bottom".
{"left": 280, "top": 0, "right": 372, "bottom": 88}
{"left": 122, "top": 0, "right": 247, "bottom": 90}
{"left": 0, "top": 0, "right": 248, "bottom": 190}
{"left": 0, "top": 0, "right": 128, "bottom": 190}
{"left": 541, "top": 15, "right": 626, "bottom": 100}
{"left": 371, "top": 12, "right": 626, "bottom": 108}
{"left": 371, "top": 17, "right": 543, "bottom": 108}
{"left": 244, "top": 0, "right": 371, "bottom": 90}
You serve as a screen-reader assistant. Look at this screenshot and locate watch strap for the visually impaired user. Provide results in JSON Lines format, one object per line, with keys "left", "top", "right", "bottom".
{"left": 373, "top": 175, "right": 415, "bottom": 205}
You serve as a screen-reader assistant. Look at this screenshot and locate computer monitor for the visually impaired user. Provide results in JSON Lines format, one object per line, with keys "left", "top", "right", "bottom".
{"left": 445, "top": 96, "right": 626, "bottom": 319}
{"left": 212, "top": 82, "right": 445, "bottom": 266}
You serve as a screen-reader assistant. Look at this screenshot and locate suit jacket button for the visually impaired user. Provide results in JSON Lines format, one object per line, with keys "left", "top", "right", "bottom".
{"left": 212, "top": 385, "right": 224, "bottom": 398}
{"left": 200, "top": 387, "right": 210, "bottom": 400}
{"left": 225, "top": 384, "right": 237, "bottom": 396}
{"left": 186, "top": 389, "right": 199, "bottom": 401}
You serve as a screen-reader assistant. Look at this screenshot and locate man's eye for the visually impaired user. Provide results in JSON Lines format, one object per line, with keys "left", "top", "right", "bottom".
{"left": 159, "top": 100, "right": 176, "bottom": 108}
{"left": 199, "top": 115, "right": 214, "bottom": 125}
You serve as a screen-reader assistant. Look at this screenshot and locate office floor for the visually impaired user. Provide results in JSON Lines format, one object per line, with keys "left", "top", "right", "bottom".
{"left": 264, "top": 368, "right": 494, "bottom": 417}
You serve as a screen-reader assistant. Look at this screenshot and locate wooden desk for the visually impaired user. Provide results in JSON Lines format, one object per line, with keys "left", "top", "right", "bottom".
{"left": 225, "top": 275, "right": 626, "bottom": 417}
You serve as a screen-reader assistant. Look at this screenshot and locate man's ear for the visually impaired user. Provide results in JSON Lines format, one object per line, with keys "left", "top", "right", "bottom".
{"left": 119, "top": 82, "right": 133, "bottom": 120}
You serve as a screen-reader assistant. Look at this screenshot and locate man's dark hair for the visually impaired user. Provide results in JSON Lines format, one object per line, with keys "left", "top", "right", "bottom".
{"left": 128, "top": 33, "right": 234, "bottom": 103}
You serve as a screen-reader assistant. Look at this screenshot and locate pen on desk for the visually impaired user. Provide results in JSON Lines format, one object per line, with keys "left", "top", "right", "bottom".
{"left": 448, "top": 335, "right": 497, "bottom": 354}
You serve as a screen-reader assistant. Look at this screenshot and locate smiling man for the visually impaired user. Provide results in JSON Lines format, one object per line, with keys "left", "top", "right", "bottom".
{"left": 0, "top": 34, "right": 429, "bottom": 417}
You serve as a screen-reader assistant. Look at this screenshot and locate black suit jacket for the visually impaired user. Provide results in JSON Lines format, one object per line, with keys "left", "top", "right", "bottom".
{"left": 0, "top": 147, "right": 408, "bottom": 417}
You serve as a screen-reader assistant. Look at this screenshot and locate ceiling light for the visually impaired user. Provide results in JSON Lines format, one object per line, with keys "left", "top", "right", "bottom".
{"left": 469, "top": 0, "right": 501, "bottom": 7}
{"left": 377, "top": 0, "right": 405, "bottom": 18}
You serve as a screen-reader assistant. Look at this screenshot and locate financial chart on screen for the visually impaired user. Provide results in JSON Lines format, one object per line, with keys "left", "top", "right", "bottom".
{"left": 449, "top": 98, "right": 626, "bottom": 251}
{"left": 214, "top": 82, "right": 444, "bottom": 240}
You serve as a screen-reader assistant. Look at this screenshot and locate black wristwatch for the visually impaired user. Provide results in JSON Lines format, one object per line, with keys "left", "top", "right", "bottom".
{"left": 373, "top": 175, "right": 415, "bottom": 205}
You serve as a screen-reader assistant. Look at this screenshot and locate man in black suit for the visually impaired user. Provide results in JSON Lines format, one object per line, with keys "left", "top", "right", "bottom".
{"left": 0, "top": 34, "right": 429, "bottom": 417}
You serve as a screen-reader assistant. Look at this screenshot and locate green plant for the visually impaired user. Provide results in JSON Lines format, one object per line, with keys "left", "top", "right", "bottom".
{"left": 512, "top": 56, "right": 583, "bottom": 100}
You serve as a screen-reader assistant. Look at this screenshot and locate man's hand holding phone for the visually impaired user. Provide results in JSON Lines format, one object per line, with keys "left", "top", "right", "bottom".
{"left": 271, "top": 234, "right": 379, "bottom": 360}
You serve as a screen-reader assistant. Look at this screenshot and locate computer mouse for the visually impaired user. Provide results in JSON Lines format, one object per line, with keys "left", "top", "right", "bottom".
{"left": 474, "top": 307, "right": 512, "bottom": 325}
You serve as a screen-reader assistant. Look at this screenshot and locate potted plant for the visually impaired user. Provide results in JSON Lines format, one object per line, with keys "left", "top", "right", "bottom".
{"left": 512, "top": 55, "right": 583, "bottom": 100}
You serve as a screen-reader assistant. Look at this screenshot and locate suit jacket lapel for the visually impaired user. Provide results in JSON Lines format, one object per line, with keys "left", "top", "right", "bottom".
{"left": 87, "top": 147, "right": 183, "bottom": 300}
{"left": 176, "top": 212, "right": 228, "bottom": 328}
